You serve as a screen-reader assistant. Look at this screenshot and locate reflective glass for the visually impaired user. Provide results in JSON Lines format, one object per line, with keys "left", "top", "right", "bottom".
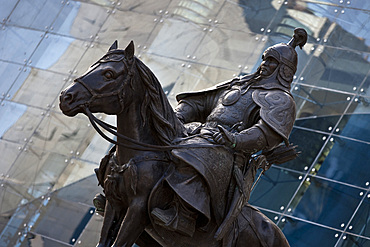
{"left": 294, "top": 115, "right": 341, "bottom": 132}
{"left": 280, "top": 128, "right": 327, "bottom": 172}
{"left": 117, "top": 0, "right": 171, "bottom": 15}
{"left": 146, "top": 18, "right": 204, "bottom": 60}
{"left": 30, "top": 34, "right": 89, "bottom": 73}
{"left": 289, "top": 176, "right": 363, "bottom": 229}
{"left": 167, "top": 0, "right": 225, "bottom": 26}
{"left": 347, "top": 195, "right": 370, "bottom": 238}
{"left": 0, "top": 140, "right": 20, "bottom": 175}
{"left": 292, "top": 85, "right": 352, "bottom": 118}
{"left": 195, "top": 28, "right": 263, "bottom": 72}
{"left": 0, "top": 26, "right": 43, "bottom": 64}
{"left": 337, "top": 114, "right": 370, "bottom": 143}
{"left": 97, "top": 9, "right": 159, "bottom": 46}
{"left": 297, "top": 47, "right": 369, "bottom": 93}
{"left": 32, "top": 197, "right": 94, "bottom": 245}
{"left": 250, "top": 167, "right": 301, "bottom": 212}
{"left": 0, "top": 62, "right": 22, "bottom": 99}
{"left": 11, "top": 69, "right": 66, "bottom": 109}
{"left": 316, "top": 137, "right": 370, "bottom": 187}
{"left": 8, "top": 0, "right": 63, "bottom": 30}
{"left": 281, "top": 217, "right": 341, "bottom": 247}
{"left": 334, "top": 235, "right": 370, "bottom": 247}
{"left": 0, "top": 102, "right": 41, "bottom": 144}
{"left": 0, "top": 0, "right": 18, "bottom": 22}
{"left": 52, "top": 1, "right": 109, "bottom": 40}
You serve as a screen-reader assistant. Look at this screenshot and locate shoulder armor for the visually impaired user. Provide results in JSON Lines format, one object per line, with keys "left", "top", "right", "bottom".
{"left": 252, "top": 89, "right": 296, "bottom": 144}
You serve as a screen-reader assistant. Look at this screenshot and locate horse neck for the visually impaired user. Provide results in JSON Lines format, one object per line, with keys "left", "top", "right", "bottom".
{"left": 115, "top": 104, "right": 155, "bottom": 165}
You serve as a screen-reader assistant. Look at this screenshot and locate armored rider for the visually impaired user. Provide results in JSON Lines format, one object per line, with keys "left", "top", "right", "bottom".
{"left": 150, "top": 28, "right": 307, "bottom": 238}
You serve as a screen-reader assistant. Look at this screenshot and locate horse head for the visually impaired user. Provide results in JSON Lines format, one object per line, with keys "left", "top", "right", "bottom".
{"left": 59, "top": 41, "right": 137, "bottom": 116}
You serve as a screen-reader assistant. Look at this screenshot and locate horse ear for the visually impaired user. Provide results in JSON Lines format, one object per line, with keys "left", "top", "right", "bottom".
{"left": 109, "top": 40, "right": 118, "bottom": 51}
{"left": 124, "top": 40, "right": 135, "bottom": 59}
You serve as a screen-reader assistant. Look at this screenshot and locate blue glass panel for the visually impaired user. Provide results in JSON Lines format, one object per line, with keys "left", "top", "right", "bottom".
{"left": 290, "top": 177, "right": 362, "bottom": 229}
{"left": 0, "top": 27, "right": 43, "bottom": 64}
{"left": 317, "top": 137, "right": 370, "bottom": 187}
{"left": 294, "top": 115, "right": 340, "bottom": 132}
{"left": 292, "top": 85, "right": 352, "bottom": 118}
{"left": 337, "top": 114, "right": 370, "bottom": 143}
{"left": 250, "top": 167, "right": 301, "bottom": 212}
{"left": 281, "top": 217, "right": 341, "bottom": 247}
{"left": 347, "top": 195, "right": 370, "bottom": 238}
{"left": 280, "top": 128, "right": 327, "bottom": 172}
{"left": 335, "top": 235, "right": 370, "bottom": 247}
{"left": 8, "top": 0, "right": 63, "bottom": 30}
{"left": 0, "top": 62, "right": 22, "bottom": 99}
{"left": 34, "top": 197, "right": 94, "bottom": 244}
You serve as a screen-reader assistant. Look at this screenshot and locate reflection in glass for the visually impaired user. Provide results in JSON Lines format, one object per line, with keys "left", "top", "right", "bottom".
{"left": 250, "top": 167, "right": 301, "bottom": 212}
{"left": 317, "top": 137, "right": 370, "bottom": 187}
{"left": 281, "top": 128, "right": 327, "bottom": 172}
{"left": 290, "top": 177, "right": 363, "bottom": 229}
{"left": 281, "top": 217, "right": 341, "bottom": 247}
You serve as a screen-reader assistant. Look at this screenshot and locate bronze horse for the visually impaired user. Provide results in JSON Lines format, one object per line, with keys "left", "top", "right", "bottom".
{"left": 59, "top": 41, "right": 290, "bottom": 247}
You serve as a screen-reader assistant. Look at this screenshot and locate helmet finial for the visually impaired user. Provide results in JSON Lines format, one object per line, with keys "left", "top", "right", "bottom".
{"left": 287, "top": 28, "right": 307, "bottom": 50}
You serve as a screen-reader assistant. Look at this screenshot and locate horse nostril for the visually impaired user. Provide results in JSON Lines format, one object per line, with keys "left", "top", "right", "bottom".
{"left": 63, "top": 92, "right": 74, "bottom": 102}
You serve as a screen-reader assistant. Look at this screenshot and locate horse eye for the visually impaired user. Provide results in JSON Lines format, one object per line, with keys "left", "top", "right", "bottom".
{"left": 104, "top": 71, "right": 114, "bottom": 80}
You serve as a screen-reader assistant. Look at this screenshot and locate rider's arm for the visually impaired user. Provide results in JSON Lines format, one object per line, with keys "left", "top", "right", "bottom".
{"left": 215, "top": 119, "right": 283, "bottom": 153}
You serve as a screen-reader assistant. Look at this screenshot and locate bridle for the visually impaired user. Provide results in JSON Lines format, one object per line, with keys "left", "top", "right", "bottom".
{"left": 76, "top": 54, "right": 221, "bottom": 151}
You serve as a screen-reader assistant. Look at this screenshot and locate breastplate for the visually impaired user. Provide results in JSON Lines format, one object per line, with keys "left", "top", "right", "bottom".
{"left": 206, "top": 86, "right": 257, "bottom": 130}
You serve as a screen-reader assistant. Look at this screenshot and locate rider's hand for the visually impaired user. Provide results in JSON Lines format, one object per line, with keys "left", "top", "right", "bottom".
{"left": 213, "top": 125, "right": 237, "bottom": 148}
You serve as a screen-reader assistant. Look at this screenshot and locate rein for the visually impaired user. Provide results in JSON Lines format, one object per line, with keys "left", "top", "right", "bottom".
{"left": 84, "top": 106, "right": 222, "bottom": 151}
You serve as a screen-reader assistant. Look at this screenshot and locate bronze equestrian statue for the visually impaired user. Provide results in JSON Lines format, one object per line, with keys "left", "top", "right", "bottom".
{"left": 59, "top": 28, "right": 307, "bottom": 247}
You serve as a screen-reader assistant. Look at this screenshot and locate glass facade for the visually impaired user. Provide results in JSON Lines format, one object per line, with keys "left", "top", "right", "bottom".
{"left": 0, "top": 0, "right": 368, "bottom": 246}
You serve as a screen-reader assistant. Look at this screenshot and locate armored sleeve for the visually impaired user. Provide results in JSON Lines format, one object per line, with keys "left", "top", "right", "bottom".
{"left": 175, "top": 91, "right": 220, "bottom": 124}
{"left": 233, "top": 119, "right": 283, "bottom": 153}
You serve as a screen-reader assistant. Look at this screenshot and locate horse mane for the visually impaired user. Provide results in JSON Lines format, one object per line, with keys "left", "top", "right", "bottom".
{"left": 133, "top": 57, "right": 184, "bottom": 146}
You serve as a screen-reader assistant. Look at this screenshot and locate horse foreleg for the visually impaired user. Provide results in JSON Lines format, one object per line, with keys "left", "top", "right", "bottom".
{"left": 97, "top": 200, "right": 119, "bottom": 247}
{"left": 112, "top": 198, "right": 148, "bottom": 247}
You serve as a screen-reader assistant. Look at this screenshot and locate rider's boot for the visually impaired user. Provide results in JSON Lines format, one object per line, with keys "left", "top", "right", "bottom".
{"left": 93, "top": 193, "right": 106, "bottom": 216}
{"left": 151, "top": 198, "right": 197, "bottom": 237}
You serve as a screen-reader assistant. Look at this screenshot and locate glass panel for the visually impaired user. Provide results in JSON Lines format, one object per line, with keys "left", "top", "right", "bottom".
{"left": 234, "top": 0, "right": 280, "bottom": 33}
{"left": 97, "top": 9, "right": 159, "bottom": 46}
{"left": 30, "top": 111, "right": 93, "bottom": 156}
{"left": 11, "top": 69, "right": 66, "bottom": 109}
{"left": 0, "top": 0, "right": 18, "bottom": 21}
{"left": 249, "top": 167, "right": 301, "bottom": 212}
{"left": 8, "top": 0, "right": 63, "bottom": 30}
{"left": 146, "top": 18, "right": 204, "bottom": 60}
{"left": 0, "top": 62, "right": 22, "bottom": 98}
{"left": 281, "top": 217, "right": 341, "bottom": 247}
{"left": 0, "top": 140, "right": 20, "bottom": 175}
{"left": 294, "top": 115, "right": 340, "bottom": 132}
{"left": 0, "top": 26, "right": 43, "bottom": 64}
{"left": 317, "top": 137, "right": 370, "bottom": 187}
{"left": 289, "top": 177, "right": 363, "bottom": 229}
{"left": 30, "top": 34, "right": 89, "bottom": 73}
{"left": 0, "top": 198, "right": 43, "bottom": 246}
{"left": 334, "top": 235, "right": 370, "bottom": 247}
{"left": 0, "top": 101, "right": 40, "bottom": 144}
{"left": 196, "top": 28, "right": 263, "bottom": 72}
{"left": 297, "top": 47, "right": 369, "bottom": 94}
{"left": 33, "top": 197, "right": 95, "bottom": 245}
{"left": 281, "top": 128, "right": 327, "bottom": 172}
{"left": 21, "top": 233, "right": 72, "bottom": 247}
{"left": 166, "top": 0, "right": 225, "bottom": 25}
{"left": 337, "top": 114, "right": 370, "bottom": 143}
{"left": 116, "top": 0, "right": 171, "bottom": 15}
{"left": 52, "top": 1, "right": 109, "bottom": 40}
{"left": 347, "top": 195, "right": 370, "bottom": 238}
{"left": 292, "top": 85, "right": 352, "bottom": 118}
